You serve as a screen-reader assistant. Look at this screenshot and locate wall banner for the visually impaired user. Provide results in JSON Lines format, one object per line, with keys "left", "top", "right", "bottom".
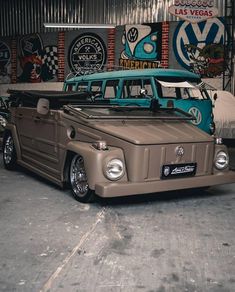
{"left": 173, "top": 17, "right": 225, "bottom": 77}
{"left": 0, "top": 41, "right": 11, "bottom": 83}
{"left": 169, "top": 0, "right": 218, "bottom": 23}
{"left": 18, "top": 33, "right": 58, "bottom": 83}
{"left": 119, "top": 23, "right": 168, "bottom": 70}
{"left": 68, "top": 33, "right": 107, "bottom": 75}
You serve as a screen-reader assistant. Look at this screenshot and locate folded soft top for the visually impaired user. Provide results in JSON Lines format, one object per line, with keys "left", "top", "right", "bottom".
{"left": 7, "top": 89, "right": 113, "bottom": 109}
{"left": 7, "top": 89, "right": 91, "bottom": 99}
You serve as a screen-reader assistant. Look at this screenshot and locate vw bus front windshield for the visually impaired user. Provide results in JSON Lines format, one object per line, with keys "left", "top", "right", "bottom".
{"left": 155, "top": 79, "right": 210, "bottom": 100}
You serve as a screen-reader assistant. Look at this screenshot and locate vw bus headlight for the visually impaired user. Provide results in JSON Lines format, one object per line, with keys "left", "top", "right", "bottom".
{"left": 105, "top": 159, "right": 124, "bottom": 180}
{"left": 215, "top": 151, "right": 229, "bottom": 170}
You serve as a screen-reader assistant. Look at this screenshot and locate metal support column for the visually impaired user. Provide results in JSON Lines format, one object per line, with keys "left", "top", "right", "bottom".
{"left": 223, "top": 0, "right": 235, "bottom": 94}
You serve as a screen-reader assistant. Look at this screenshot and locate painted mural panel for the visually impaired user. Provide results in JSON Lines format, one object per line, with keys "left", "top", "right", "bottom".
{"left": 0, "top": 39, "right": 11, "bottom": 84}
{"left": 65, "top": 30, "right": 108, "bottom": 77}
{"left": 170, "top": 17, "right": 226, "bottom": 77}
{"left": 17, "top": 33, "right": 58, "bottom": 83}
{"left": 0, "top": 17, "right": 228, "bottom": 84}
{"left": 116, "top": 23, "right": 169, "bottom": 70}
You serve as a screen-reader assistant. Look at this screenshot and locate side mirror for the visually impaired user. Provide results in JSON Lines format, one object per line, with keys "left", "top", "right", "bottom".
{"left": 37, "top": 98, "right": 49, "bottom": 115}
{"left": 140, "top": 88, "right": 147, "bottom": 97}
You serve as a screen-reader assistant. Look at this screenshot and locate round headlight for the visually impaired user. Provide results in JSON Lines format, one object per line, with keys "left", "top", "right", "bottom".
{"left": 215, "top": 151, "right": 229, "bottom": 170}
{"left": 0, "top": 115, "right": 7, "bottom": 128}
{"left": 105, "top": 159, "right": 124, "bottom": 180}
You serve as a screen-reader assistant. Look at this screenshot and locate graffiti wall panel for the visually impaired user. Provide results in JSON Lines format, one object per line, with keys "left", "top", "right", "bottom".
{"left": 170, "top": 17, "right": 226, "bottom": 78}
{"left": 17, "top": 33, "right": 58, "bottom": 83}
{"left": 0, "top": 39, "right": 11, "bottom": 84}
{"left": 116, "top": 23, "right": 169, "bottom": 70}
{"left": 0, "top": 18, "right": 228, "bottom": 84}
{"left": 65, "top": 30, "right": 108, "bottom": 77}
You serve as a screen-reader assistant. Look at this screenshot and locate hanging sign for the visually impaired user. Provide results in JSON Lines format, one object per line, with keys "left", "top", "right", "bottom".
{"left": 169, "top": 0, "right": 218, "bottom": 23}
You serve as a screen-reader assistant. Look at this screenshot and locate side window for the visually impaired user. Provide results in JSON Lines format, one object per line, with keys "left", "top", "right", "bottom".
{"left": 167, "top": 88, "right": 181, "bottom": 99}
{"left": 104, "top": 80, "right": 119, "bottom": 99}
{"left": 77, "top": 82, "right": 88, "bottom": 92}
{"left": 65, "top": 83, "right": 76, "bottom": 91}
{"left": 122, "top": 79, "right": 153, "bottom": 98}
{"left": 158, "top": 86, "right": 189, "bottom": 99}
{"left": 91, "top": 81, "right": 103, "bottom": 97}
{"left": 155, "top": 80, "right": 179, "bottom": 99}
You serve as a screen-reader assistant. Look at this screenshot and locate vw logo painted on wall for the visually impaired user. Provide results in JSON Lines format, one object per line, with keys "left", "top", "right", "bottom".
{"left": 173, "top": 18, "right": 225, "bottom": 71}
{"left": 127, "top": 27, "right": 139, "bottom": 43}
{"left": 188, "top": 107, "right": 202, "bottom": 125}
{"left": 68, "top": 33, "right": 107, "bottom": 74}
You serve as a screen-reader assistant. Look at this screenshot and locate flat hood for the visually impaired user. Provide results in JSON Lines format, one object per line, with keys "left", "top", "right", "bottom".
{"left": 89, "top": 119, "right": 213, "bottom": 145}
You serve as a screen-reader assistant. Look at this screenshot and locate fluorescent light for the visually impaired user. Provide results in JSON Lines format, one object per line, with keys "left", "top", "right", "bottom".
{"left": 44, "top": 23, "right": 116, "bottom": 29}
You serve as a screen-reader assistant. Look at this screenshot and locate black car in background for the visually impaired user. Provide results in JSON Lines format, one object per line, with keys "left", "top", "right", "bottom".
{"left": 0, "top": 96, "right": 9, "bottom": 142}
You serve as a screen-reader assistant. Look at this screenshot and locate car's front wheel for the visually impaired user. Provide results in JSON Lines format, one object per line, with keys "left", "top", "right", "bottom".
{"left": 69, "top": 154, "right": 95, "bottom": 203}
{"left": 3, "top": 132, "right": 17, "bottom": 170}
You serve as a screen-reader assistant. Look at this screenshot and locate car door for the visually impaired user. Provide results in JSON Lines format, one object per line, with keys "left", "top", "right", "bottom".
{"left": 15, "top": 99, "right": 60, "bottom": 179}
{"left": 15, "top": 105, "right": 37, "bottom": 160}
{"left": 31, "top": 105, "right": 61, "bottom": 179}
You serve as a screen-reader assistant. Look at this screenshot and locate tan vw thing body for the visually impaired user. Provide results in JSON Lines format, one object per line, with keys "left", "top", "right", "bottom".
{"left": 3, "top": 90, "right": 235, "bottom": 202}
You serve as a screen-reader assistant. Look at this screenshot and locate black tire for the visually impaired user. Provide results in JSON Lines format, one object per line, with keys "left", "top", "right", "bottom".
{"left": 69, "top": 154, "right": 95, "bottom": 203}
{"left": 3, "top": 132, "right": 17, "bottom": 170}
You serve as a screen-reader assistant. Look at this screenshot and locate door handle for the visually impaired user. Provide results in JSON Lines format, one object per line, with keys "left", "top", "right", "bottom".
{"left": 17, "top": 113, "right": 23, "bottom": 119}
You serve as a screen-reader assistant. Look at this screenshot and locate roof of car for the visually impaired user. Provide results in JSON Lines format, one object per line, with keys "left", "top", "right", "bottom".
{"left": 66, "top": 68, "right": 200, "bottom": 83}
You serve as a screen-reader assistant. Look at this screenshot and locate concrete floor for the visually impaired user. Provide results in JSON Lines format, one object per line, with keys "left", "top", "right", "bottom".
{"left": 0, "top": 149, "right": 235, "bottom": 292}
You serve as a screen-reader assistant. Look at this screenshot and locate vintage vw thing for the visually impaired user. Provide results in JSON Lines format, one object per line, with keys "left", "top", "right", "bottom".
{"left": 3, "top": 90, "right": 235, "bottom": 203}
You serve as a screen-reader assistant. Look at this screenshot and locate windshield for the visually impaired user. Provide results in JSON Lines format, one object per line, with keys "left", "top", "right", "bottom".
{"left": 66, "top": 105, "right": 194, "bottom": 121}
{"left": 121, "top": 79, "right": 153, "bottom": 98}
{"left": 155, "top": 79, "right": 210, "bottom": 100}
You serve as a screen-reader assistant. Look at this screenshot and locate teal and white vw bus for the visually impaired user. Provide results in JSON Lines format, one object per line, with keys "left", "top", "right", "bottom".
{"left": 64, "top": 69, "right": 215, "bottom": 134}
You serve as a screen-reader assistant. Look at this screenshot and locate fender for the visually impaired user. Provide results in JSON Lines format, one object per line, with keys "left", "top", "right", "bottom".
{"left": 65, "top": 141, "right": 127, "bottom": 189}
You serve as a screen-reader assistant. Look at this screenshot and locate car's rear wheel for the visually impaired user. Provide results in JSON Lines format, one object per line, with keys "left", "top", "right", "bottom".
{"left": 3, "top": 132, "right": 17, "bottom": 170}
{"left": 69, "top": 154, "right": 95, "bottom": 203}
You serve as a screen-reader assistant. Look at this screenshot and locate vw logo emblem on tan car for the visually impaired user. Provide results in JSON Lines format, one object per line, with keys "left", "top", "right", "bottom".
{"left": 175, "top": 146, "right": 185, "bottom": 157}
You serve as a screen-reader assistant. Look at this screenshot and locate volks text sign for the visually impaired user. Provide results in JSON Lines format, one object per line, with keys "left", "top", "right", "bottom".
{"left": 169, "top": 0, "right": 218, "bottom": 23}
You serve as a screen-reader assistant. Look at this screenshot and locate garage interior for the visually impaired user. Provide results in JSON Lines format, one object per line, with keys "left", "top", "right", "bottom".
{"left": 0, "top": 1, "right": 235, "bottom": 292}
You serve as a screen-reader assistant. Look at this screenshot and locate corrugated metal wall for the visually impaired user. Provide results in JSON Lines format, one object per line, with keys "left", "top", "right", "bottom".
{"left": 0, "top": 0, "right": 226, "bottom": 37}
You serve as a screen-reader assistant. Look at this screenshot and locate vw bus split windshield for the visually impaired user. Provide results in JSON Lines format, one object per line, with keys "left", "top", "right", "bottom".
{"left": 155, "top": 79, "right": 210, "bottom": 100}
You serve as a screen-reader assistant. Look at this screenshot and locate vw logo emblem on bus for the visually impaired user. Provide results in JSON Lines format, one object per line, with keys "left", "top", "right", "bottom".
{"left": 188, "top": 107, "right": 202, "bottom": 125}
